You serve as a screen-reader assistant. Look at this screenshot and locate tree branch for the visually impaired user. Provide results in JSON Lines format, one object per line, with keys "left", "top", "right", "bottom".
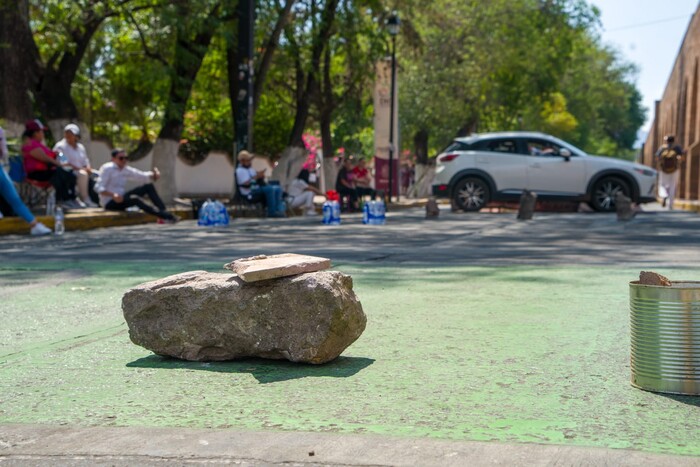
{"left": 126, "top": 9, "right": 168, "bottom": 65}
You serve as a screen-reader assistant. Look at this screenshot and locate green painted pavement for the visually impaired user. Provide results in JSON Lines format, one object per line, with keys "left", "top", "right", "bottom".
{"left": 0, "top": 262, "right": 698, "bottom": 457}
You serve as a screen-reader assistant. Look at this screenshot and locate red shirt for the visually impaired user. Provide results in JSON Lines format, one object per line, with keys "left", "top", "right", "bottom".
{"left": 22, "top": 139, "right": 55, "bottom": 173}
{"left": 352, "top": 166, "right": 369, "bottom": 180}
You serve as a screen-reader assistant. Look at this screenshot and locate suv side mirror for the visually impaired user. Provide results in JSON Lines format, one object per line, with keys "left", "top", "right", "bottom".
{"left": 559, "top": 148, "right": 572, "bottom": 161}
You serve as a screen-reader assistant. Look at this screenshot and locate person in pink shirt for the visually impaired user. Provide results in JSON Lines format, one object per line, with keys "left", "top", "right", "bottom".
{"left": 21, "top": 119, "right": 80, "bottom": 208}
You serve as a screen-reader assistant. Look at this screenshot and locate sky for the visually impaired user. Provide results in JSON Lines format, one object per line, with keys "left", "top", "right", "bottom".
{"left": 593, "top": 0, "right": 699, "bottom": 131}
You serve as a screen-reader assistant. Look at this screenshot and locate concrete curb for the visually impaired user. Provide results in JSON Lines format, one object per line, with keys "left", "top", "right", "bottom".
{"left": 0, "top": 208, "right": 195, "bottom": 236}
{"left": 0, "top": 200, "right": 429, "bottom": 236}
{"left": 0, "top": 424, "right": 696, "bottom": 466}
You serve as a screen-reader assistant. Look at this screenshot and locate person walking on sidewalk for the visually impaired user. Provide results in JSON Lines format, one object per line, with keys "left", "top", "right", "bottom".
{"left": 0, "top": 126, "right": 52, "bottom": 235}
{"left": 53, "top": 123, "right": 98, "bottom": 207}
{"left": 655, "top": 134, "right": 685, "bottom": 210}
{"left": 95, "top": 148, "right": 178, "bottom": 222}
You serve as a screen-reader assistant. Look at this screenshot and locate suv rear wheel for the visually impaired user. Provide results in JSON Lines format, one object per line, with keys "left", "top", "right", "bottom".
{"left": 589, "top": 176, "right": 630, "bottom": 212}
{"left": 453, "top": 177, "right": 489, "bottom": 212}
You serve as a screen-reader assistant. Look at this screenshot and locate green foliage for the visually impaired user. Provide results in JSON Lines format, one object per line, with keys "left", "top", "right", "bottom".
{"left": 253, "top": 93, "right": 295, "bottom": 157}
{"left": 397, "top": 0, "right": 644, "bottom": 158}
{"left": 24, "top": 0, "right": 647, "bottom": 162}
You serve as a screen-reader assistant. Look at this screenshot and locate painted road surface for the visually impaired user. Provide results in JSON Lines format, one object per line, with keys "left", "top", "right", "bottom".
{"left": 1, "top": 261, "right": 699, "bottom": 457}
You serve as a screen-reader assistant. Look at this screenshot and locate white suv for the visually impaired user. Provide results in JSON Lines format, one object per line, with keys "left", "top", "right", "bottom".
{"left": 432, "top": 131, "right": 657, "bottom": 212}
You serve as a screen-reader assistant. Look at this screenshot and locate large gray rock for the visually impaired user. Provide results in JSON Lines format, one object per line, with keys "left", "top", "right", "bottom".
{"left": 122, "top": 270, "right": 366, "bottom": 364}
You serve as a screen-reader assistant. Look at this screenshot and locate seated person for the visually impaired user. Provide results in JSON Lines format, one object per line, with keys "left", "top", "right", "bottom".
{"left": 95, "top": 148, "right": 178, "bottom": 222}
{"left": 335, "top": 157, "right": 358, "bottom": 211}
{"left": 0, "top": 126, "right": 51, "bottom": 235}
{"left": 235, "top": 150, "right": 285, "bottom": 217}
{"left": 288, "top": 169, "right": 323, "bottom": 216}
{"left": 53, "top": 123, "right": 98, "bottom": 207}
{"left": 351, "top": 158, "right": 376, "bottom": 200}
{"left": 21, "top": 119, "right": 81, "bottom": 208}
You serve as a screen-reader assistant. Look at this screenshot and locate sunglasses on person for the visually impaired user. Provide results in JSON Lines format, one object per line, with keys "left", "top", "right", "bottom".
{"left": 114, "top": 155, "right": 127, "bottom": 161}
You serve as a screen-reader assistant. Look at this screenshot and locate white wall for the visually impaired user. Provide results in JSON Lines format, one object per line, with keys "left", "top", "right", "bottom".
{"left": 87, "top": 141, "right": 273, "bottom": 197}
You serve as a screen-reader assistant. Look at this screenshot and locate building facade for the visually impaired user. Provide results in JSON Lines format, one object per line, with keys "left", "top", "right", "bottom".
{"left": 643, "top": 9, "right": 700, "bottom": 201}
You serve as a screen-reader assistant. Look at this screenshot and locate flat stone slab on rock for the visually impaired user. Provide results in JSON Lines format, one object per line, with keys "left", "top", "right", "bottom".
{"left": 122, "top": 270, "right": 365, "bottom": 364}
{"left": 224, "top": 253, "right": 331, "bottom": 282}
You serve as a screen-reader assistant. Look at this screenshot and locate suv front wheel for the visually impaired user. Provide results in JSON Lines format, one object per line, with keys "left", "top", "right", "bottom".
{"left": 453, "top": 177, "right": 489, "bottom": 212}
{"left": 589, "top": 176, "right": 630, "bottom": 212}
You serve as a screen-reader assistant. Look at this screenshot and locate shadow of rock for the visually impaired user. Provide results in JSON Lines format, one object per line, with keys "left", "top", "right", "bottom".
{"left": 126, "top": 354, "right": 374, "bottom": 384}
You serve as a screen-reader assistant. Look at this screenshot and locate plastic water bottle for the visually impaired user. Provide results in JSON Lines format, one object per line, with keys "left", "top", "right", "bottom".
{"left": 372, "top": 200, "right": 386, "bottom": 225}
{"left": 45, "top": 191, "right": 56, "bottom": 216}
{"left": 56, "top": 151, "right": 71, "bottom": 171}
{"left": 330, "top": 200, "right": 341, "bottom": 225}
{"left": 198, "top": 199, "right": 230, "bottom": 226}
{"left": 54, "top": 207, "right": 65, "bottom": 235}
{"left": 322, "top": 201, "right": 333, "bottom": 224}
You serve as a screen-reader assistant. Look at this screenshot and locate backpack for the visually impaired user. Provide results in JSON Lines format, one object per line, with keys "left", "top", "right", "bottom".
{"left": 658, "top": 147, "right": 679, "bottom": 174}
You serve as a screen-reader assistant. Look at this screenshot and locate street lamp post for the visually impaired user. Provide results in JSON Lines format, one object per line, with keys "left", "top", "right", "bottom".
{"left": 387, "top": 12, "right": 400, "bottom": 206}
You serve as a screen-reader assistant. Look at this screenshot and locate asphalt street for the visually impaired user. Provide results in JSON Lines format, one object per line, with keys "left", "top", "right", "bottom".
{"left": 1, "top": 205, "right": 699, "bottom": 268}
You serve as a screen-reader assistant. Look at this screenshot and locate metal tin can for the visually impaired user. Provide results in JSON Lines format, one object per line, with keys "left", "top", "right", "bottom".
{"left": 629, "top": 281, "right": 700, "bottom": 395}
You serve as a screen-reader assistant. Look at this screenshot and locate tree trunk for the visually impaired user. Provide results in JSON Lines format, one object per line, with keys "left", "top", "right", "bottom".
{"left": 0, "top": 0, "right": 40, "bottom": 125}
{"left": 287, "top": 0, "right": 340, "bottom": 147}
{"left": 413, "top": 129, "right": 429, "bottom": 165}
{"left": 38, "top": 19, "right": 102, "bottom": 124}
{"left": 319, "top": 46, "right": 333, "bottom": 159}
{"left": 153, "top": 13, "right": 218, "bottom": 204}
{"left": 253, "top": 0, "right": 296, "bottom": 111}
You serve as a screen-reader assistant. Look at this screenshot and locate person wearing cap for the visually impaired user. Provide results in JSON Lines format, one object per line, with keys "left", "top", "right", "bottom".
{"left": 53, "top": 123, "right": 97, "bottom": 207}
{"left": 95, "top": 148, "right": 178, "bottom": 222}
{"left": 654, "top": 134, "right": 686, "bottom": 209}
{"left": 235, "top": 150, "right": 285, "bottom": 217}
{"left": 21, "top": 119, "right": 80, "bottom": 208}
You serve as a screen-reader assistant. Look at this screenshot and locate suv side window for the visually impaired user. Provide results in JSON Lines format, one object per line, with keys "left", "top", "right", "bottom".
{"left": 473, "top": 138, "right": 517, "bottom": 154}
{"left": 442, "top": 141, "right": 471, "bottom": 152}
{"left": 523, "top": 139, "right": 565, "bottom": 157}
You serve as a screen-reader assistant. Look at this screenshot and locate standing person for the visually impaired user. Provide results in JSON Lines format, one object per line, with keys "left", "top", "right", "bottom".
{"left": 21, "top": 119, "right": 81, "bottom": 208}
{"left": 0, "top": 126, "right": 52, "bottom": 235}
{"left": 235, "top": 150, "right": 285, "bottom": 217}
{"left": 53, "top": 123, "right": 98, "bottom": 207}
{"left": 95, "top": 148, "right": 178, "bottom": 222}
{"left": 287, "top": 169, "right": 323, "bottom": 216}
{"left": 655, "top": 135, "right": 685, "bottom": 209}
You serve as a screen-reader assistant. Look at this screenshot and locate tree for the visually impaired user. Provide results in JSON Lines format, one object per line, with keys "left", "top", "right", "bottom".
{"left": 1, "top": 0, "right": 158, "bottom": 136}
{"left": 0, "top": 0, "right": 39, "bottom": 122}
{"left": 151, "top": 0, "right": 222, "bottom": 203}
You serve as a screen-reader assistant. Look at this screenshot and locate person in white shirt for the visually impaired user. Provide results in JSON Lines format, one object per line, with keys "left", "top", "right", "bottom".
{"left": 287, "top": 169, "right": 323, "bottom": 215}
{"left": 95, "top": 148, "right": 177, "bottom": 222}
{"left": 235, "top": 150, "right": 285, "bottom": 217}
{"left": 53, "top": 123, "right": 97, "bottom": 207}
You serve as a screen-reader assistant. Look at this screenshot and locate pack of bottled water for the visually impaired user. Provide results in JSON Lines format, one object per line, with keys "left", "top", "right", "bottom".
{"left": 322, "top": 200, "right": 341, "bottom": 225}
{"left": 362, "top": 200, "right": 386, "bottom": 225}
{"left": 198, "top": 199, "right": 230, "bottom": 226}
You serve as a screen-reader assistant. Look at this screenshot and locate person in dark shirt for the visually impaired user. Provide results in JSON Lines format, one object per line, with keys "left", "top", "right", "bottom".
{"left": 335, "top": 157, "right": 358, "bottom": 211}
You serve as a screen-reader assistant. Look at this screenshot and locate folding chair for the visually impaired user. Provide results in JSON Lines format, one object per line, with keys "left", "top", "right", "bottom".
{"left": 8, "top": 155, "right": 55, "bottom": 212}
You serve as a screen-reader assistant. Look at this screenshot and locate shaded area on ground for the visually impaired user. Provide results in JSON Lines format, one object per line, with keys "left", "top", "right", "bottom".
{"left": 127, "top": 355, "right": 375, "bottom": 384}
